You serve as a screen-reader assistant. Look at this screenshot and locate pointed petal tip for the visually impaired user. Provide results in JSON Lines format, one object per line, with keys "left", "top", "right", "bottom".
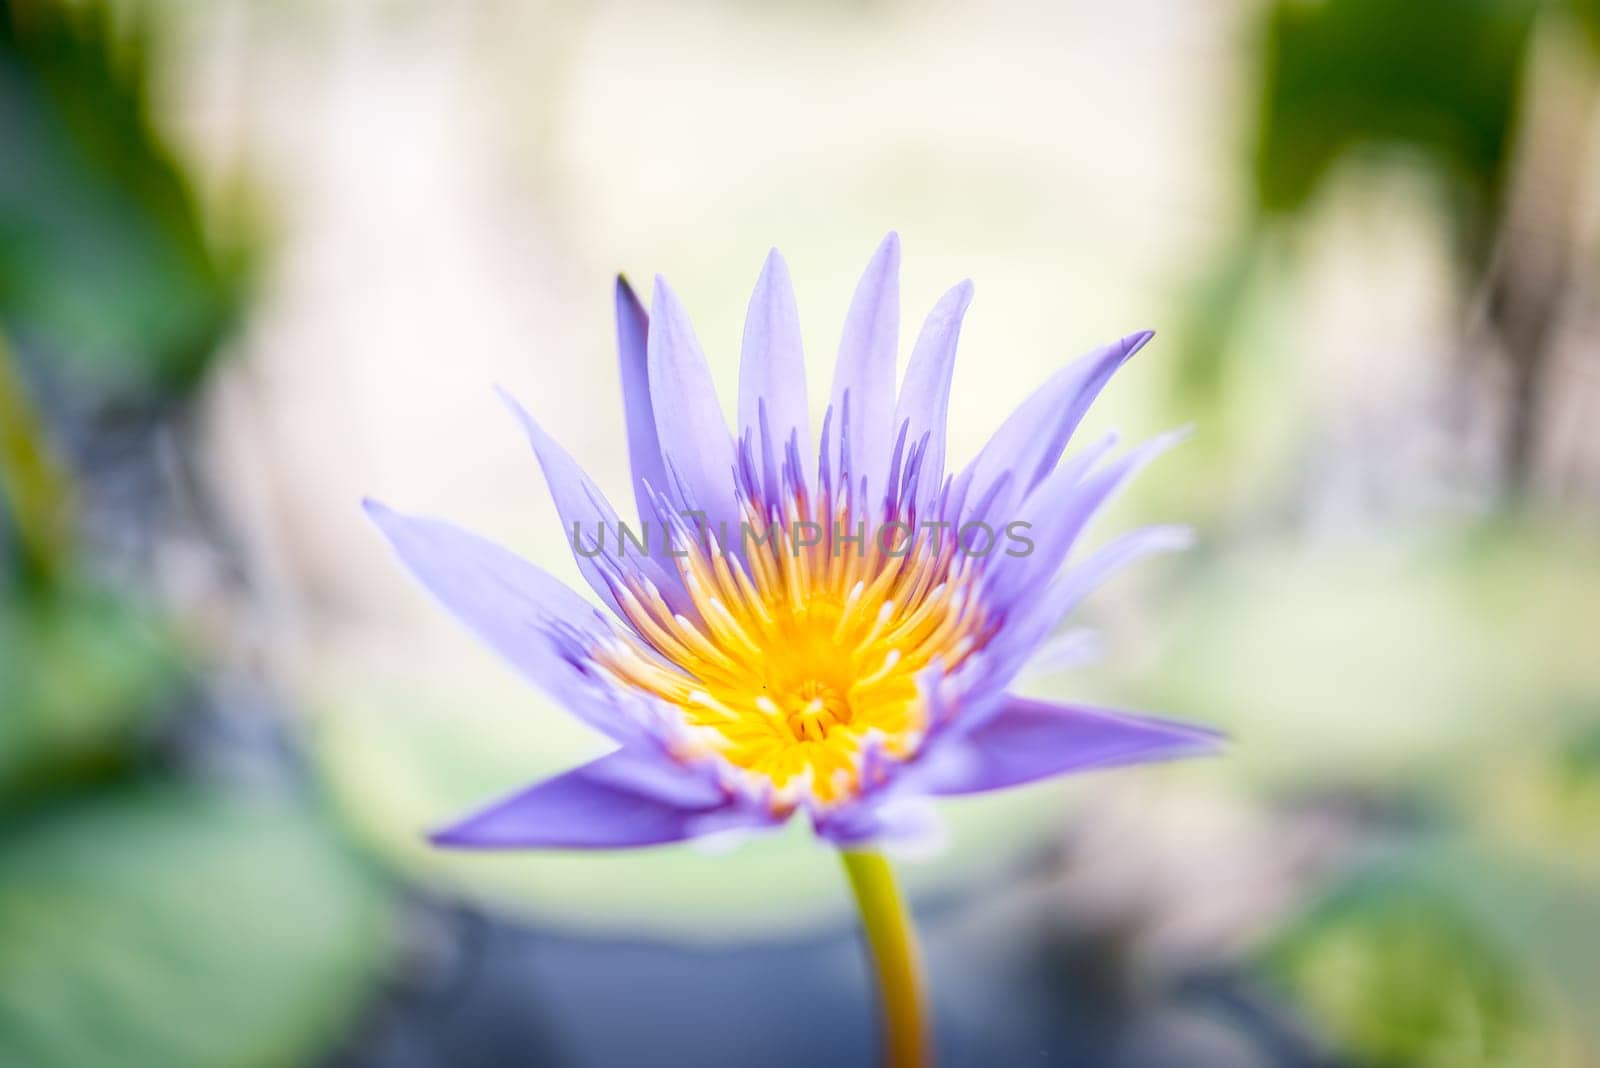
{"left": 1154, "top": 423, "right": 1196, "bottom": 450}
{"left": 753, "top": 248, "right": 795, "bottom": 296}
{"left": 943, "top": 278, "right": 975, "bottom": 311}
{"left": 493, "top": 387, "right": 555, "bottom": 459}
{"left": 1153, "top": 523, "right": 1198, "bottom": 552}
{"left": 425, "top": 824, "right": 468, "bottom": 849}
{"left": 424, "top": 822, "right": 524, "bottom": 852}
{"left": 874, "top": 230, "right": 902, "bottom": 266}
{"left": 1167, "top": 721, "right": 1229, "bottom": 760}
{"left": 1142, "top": 707, "right": 1229, "bottom": 753}
{"left": 651, "top": 274, "right": 695, "bottom": 320}
{"left": 425, "top": 802, "right": 536, "bottom": 851}
{"left": 363, "top": 497, "right": 418, "bottom": 555}
{"left": 1094, "top": 426, "right": 1190, "bottom": 484}
{"left": 492, "top": 382, "right": 534, "bottom": 427}
{"left": 1091, "top": 329, "right": 1155, "bottom": 372}
{"left": 615, "top": 273, "right": 645, "bottom": 314}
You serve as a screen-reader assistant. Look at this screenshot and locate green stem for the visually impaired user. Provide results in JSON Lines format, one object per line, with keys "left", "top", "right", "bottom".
{"left": 840, "top": 849, "right": 930, "bottom": 1068}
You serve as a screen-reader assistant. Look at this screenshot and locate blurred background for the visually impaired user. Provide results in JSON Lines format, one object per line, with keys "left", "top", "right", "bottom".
{"left": 3, "top": 0, "right": 1599, "bottom": 1064}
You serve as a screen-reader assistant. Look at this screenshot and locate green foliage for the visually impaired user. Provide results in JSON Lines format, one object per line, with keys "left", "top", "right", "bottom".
{"left": 1254, "top": 0, "right": 1538, "bottom": 262}
{"left": 0, "top": 0, "right": 256, "bottom": 393}
{"left": 0, "top": 787, "right": 392, "bottom": 1068}
{"left": 1556, "top": 716, "right": 1600, "bottom": 800}
{"left": 1573, "top": 0, "right": 1600, "bottom": 52}
{"left": 0, "top": 332, "right": 74, "bottom": 583}
{"left": 0, "top": 17, "right": 382, "bottom": 1058}
{"left": 0, "top": 583, "right": 181, "bottom": 802}
{"left": 1267, "top": 856, "right": 1555, "bottom": 1061}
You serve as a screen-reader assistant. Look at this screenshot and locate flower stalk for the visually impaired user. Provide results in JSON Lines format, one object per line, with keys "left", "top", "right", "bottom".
{"left": 841, "top": 849, "right": 929, "bottom": 1068}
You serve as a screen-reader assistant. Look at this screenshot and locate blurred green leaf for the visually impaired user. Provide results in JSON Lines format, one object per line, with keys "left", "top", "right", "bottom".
{"left": 1254, "top": 0, "right": 1537, "bottom": 261}
{"left": 1572, "top": 0, "right": 1600, "bottom": 53}
{"left": 0, "top": 0, "right": 255, "bottom": 392}
{"left": 1268, "top": 860, "right": 1544, "bottom": 1064}
{"left": 0, "top": 331, "right": 74, "bottom": 583}
{"left": 1267, "top": 844, "right": 1600, "bottom": 1065}
{"left": 1557, "top": 716, "right": 1600, "bottom": 791}
{"left": 0, "top": 583, "right": 181, "bottom": 801}
{"left": 0, "top": 786, "right": 392, "bottom": 1068}
{"left": 1172, "top": 229, "right": 1268, "bottom": 404}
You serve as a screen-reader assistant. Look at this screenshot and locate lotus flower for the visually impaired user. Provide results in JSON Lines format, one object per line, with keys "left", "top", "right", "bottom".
{"left": 366, "top": 234, "right": 1220, "bottom": 1065}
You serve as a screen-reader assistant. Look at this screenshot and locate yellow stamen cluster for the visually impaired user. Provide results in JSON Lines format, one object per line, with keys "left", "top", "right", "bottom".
{"left": 595, "top": 502, "right": 989, "bottom": 807}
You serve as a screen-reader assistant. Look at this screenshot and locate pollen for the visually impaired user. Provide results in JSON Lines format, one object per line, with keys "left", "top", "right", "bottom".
{"left": 594, "top": 498, "right": 990, "bottom": 808}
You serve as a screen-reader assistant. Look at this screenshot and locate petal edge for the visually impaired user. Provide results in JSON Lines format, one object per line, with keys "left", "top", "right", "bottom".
{"left": 922, "top": 696, "right": 1222, "bottom": 796}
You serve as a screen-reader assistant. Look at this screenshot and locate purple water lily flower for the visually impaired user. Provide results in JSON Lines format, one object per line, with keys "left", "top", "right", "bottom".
{"left": 367, "top": 234, "right": 1220, "bottom": 851}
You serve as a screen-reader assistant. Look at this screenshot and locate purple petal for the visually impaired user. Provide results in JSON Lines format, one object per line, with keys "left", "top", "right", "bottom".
{"left": 1039, "top": 524, "right": 1193, "bottom": 622}
{"left": 430, "top": 748, "right": 778, "bottom": 850}
{"left": 647, "top": 277, "right": 742, "bottom": 535}
{"left": 497, "top": 388, "right": 683, "bottom": 618}
{"left": 958, "top": 330, "right": 1152, "bottom": 524}
{"left": 812, "top": 793, "right": 941, "bottom": 847}
{"left": 893, "top": 280, "right": 973, "bottom": 508}
{"left": 739, "top": 249, "right": 811, "bottom": 488}
{"left": 1016, "top": 628, "right": 1104, "bottom": 679}
{"left": 983, "top": 429, "right": 1185, "bottom": 615}
{"left": 829, "top": 233, "right": 900, "bottom": 498}
{"left": 363, "top": 501, "right": 638, "bottom": 740}
{"left": 921, "top": 696, "right": 1222, "bottom": 796}
{"left": 615, "top": 277, "right": 675, "bottom": 525}
{"left": 988, "top": 524, "right": 1193, "bottom": 684}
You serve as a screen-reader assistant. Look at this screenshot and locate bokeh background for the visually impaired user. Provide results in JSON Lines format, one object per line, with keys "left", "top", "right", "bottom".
{"left": 4, "top": 0, "right": 1600, "bottom": 1064}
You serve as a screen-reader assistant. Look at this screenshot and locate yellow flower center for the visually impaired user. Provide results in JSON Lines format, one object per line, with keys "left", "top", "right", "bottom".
{"left": 595, "top": 506, "right": 989, "bottom": 807}
{"left": 783, "top": 679, "right": 852, "bottom": 743}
